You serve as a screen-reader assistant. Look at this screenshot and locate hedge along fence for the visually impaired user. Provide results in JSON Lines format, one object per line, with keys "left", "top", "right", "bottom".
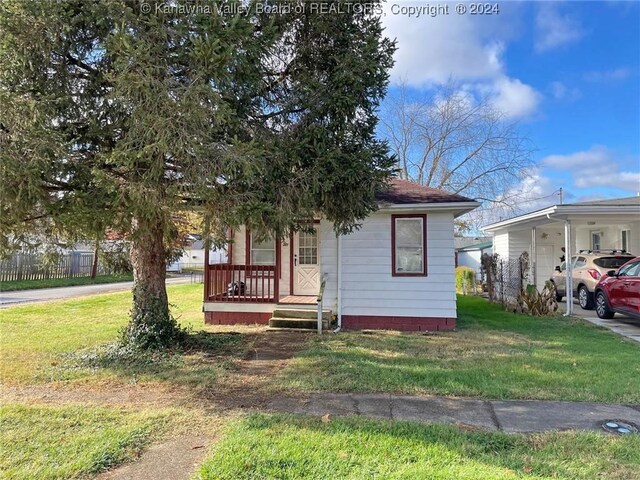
{"left": 455, "top": 266, "right": 477, "bottom": 295}
{"left": 0, "top": 253, "right": 112, "bottom": 282}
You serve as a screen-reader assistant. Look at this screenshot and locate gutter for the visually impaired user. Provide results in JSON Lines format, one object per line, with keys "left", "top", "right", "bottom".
{"left": 483, "top": 204, "right": 640, "bottom": 232}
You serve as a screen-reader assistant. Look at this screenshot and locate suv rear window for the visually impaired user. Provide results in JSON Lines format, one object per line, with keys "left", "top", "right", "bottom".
{"left": 593, "top": 256, "right": 635, "bottom": 269}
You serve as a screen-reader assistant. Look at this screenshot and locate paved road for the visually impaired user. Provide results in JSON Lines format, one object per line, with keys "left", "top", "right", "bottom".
{"left": 559, "top": 300, "right": 640, "bottom": 343}
{"left": 0, "top": 276, "right": 192, "bottom": 307}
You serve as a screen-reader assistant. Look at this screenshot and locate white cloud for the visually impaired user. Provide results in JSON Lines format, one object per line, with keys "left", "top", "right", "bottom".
{"left": 542, "top": 146, "right": 640, "bottom": 193}
{"left": 584, "top": 68, "right": 634, "bottom": 83}
{"left": 382, "top": 2, "right": 541, "bottom": 120}
{"left": 549, "top": 81, "right": 581, "bottom": 102}
{"left": 534, "top": 4, "right": 584, "bottom": 53}
{"left": 488, "top": 77, "right": 542, "bottom": 119}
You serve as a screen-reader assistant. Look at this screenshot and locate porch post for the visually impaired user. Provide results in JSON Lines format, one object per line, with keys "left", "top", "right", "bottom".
{"left": 531, "top": 226, "right": 537, "bottom": 288}
{"left": 203, "top": 237, "right": 210, "bottom": 302}
{"left": 274, "top": 237, "right": 281, "bottom": 302}
{"left": 564, "top": 220, "right": 573, "bottom": 316}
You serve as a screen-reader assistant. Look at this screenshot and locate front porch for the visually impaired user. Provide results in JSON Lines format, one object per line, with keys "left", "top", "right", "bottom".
{"left": 202, "top": 263, "right": 331, "bottom": 329}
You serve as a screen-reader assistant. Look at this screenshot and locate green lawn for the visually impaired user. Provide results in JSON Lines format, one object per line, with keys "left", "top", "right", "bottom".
{"left": 279, "top": 296, "right": 640, "bottom": 403}
{"left": 197, "top": 414, "right": 640, "bottom": 480}
{"left": 0, "top": 284, "right": 247, "bottom": 387}
{"left": 0, "top": 274, "right": 133, "bottom": 291}
{"left": 0, "top": 403, "right": 170, "bottom": 480}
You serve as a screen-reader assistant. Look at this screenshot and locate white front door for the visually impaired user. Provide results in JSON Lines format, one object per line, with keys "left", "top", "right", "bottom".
{"left": 536, "top": 244, "right": 555, "bottom": 291}
{"left": 293, "top": 227, "right": 320, "bottom": 295}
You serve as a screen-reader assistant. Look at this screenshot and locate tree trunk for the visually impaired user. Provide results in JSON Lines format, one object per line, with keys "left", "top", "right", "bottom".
{"left": 130, "top": 218, "right": 168, "bottom": 306}
{"left": 125, "top": 217, "right": 178, "bottom": 349}
{"left": 91, "top": 238, "right": 99, "bottom": 279}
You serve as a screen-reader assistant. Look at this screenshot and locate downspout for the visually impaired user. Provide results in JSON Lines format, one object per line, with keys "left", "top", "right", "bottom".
{"left": 334, "top": 233, "right": 343, "bottom": 333}
{"left": 547, "top": 213, "right": 573, "bottom": 316}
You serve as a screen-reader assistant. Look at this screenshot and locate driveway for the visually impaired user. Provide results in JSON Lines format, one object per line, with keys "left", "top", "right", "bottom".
{"left": 559, "top": 300, "right": 640, "bottom": 344}
{"left": 0, "top": 276, "right": 191, "bottom": 307}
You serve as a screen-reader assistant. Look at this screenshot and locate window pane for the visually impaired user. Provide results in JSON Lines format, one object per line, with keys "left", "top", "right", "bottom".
{"left": 252, "top": 250, "right": 275, "bottom": 265}
{"left": 395, "top": 247, "right": 423, "bottom": 273}
{"left": 395, "top": 219, "right": 422, "bottom": 245}
{"left": 253, "top": 237, "right": 275, "bottom": 250}
{"left": 251, "top": 235, "right": 275, "bottom": 265}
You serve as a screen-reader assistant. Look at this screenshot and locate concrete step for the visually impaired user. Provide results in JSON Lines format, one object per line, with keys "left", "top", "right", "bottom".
{"left": 268, "top": 317, "right": 331, "bottom": 330}
{"left": 272, "top": 308, "right": 332, "bottom": 321}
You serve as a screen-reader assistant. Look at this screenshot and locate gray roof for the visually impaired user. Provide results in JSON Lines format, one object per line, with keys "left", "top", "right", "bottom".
{"left": 454, "top": 236, "right": 492, "bottom": 250}
{"left": 562, "top": 196, "right": 640, "bottom": 207}
{"left": 457, "top": 240, "right": 493, "bottom": 252}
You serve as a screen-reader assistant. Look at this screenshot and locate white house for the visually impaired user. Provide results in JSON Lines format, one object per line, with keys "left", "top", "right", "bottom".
{"left": 482, "top": 196, "right": 640, "bottom": 311}
{"left": 454, "top": 238, "right": 493, "bottom": 280}
{"left": 167, "top": 235, "right": 227, "bottom": 272}
{"left": 203, "top": 179, "right": 479, "bottom": 331}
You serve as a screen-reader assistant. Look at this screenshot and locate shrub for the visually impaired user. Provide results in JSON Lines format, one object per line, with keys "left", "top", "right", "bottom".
{"left": 517, "top": 281, "right": 559, "bottom": 316}
{"left": 455, "top": 266, "right": 476, "bottom": 295}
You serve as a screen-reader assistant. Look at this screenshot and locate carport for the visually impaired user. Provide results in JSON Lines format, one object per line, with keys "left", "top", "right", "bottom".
{"left": 483, "top": 197, "right": 640, "bottom": 315}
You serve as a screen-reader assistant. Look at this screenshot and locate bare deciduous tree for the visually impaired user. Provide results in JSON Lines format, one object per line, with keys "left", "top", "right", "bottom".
{"left": 380, "top": 81, "right": 535, "bottom": 210}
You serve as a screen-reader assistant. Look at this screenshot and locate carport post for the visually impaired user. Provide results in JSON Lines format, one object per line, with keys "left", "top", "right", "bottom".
{"left": 564, "top": 220, "right": 573, "bottom": 316}
{"left": 531, "top": 226, "right": 537, "bottom": 288}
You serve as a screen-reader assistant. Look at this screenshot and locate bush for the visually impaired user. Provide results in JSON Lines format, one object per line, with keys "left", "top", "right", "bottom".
{"left": 455, "top": 266, "right": 476, "bottom": 295}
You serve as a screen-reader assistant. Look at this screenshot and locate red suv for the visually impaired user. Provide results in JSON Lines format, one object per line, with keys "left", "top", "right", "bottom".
{"left": 594, "top": 257, "right": 640, "bottom": 319}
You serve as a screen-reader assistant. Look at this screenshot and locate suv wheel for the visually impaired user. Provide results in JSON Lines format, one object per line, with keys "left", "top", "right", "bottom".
{"left": 595, "top": 291, "right": 614, "bottom": 319}
{"left": 578, "top": 285, "right": 594, "bottom": 310}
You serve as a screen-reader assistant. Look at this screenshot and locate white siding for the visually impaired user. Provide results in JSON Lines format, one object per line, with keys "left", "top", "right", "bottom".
{"left": 457, "top": 250, "right": 481, "bottom": 273}
{"left": 232, "top": 226, "right": 246, "bottom": 264}
{"left": 322, "top": 211, "right": 457, "bottom": 319}
{"left": 493, "top": 233, "right": 509, "bottom": 259}
{"left": 509, "top": 230, "right": 531, "bottom": 261}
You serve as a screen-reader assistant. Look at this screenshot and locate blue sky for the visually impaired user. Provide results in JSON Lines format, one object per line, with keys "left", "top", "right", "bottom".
{"left": 380, "top": 1, "right": 640, "bottom": 209}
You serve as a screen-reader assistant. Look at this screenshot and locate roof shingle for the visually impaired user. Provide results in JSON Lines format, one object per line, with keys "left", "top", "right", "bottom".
{"left": 376, "top": 178, "right": 475, "bottom": 205}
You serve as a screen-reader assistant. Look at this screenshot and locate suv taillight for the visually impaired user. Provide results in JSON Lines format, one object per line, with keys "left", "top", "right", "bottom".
{"left": 588, "top": 269, "right": 601, "bottom": 280}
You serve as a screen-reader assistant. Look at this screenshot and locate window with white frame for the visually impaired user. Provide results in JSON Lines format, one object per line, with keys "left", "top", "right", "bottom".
{"left": 251, "top": 234, "right": 275, "bottom": 265}
{"left": 591, "top": 231, "right": 602, "bottom": 251}
{"left": 392, "top": 215, "right": 426, "bottom": 276}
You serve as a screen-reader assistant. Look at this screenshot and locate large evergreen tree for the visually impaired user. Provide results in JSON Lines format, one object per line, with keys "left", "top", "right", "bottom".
{"left": 0, "top": 0, "right": 395, "bottom": 347}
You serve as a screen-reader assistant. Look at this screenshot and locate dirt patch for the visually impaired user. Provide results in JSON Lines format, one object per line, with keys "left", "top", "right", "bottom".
{"left": 1, "top": 329, "right": 313, "bottom": 410}
{"left": 196, "top": 330, "right": 314, "bottom": 411}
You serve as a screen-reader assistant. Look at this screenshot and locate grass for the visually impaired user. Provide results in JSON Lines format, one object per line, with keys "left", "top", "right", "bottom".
{"left": 0, "top": 284, "right": 248, "bottom": 387}
{"left": 0, "top": 274, "right": 133, "bottom": 291}
{"left": 197, "top": 414, "right": 640, "bottom": 480}
{"left": 279, "top": 296, "right": 640, "bottom": 403}
{"left": 0, "top": 403, "right": 171, "bottom": 480}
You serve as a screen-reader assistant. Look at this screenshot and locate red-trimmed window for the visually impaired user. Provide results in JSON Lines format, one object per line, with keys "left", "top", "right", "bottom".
{"left": 250, "top": 233, "right": 276, "bottom": 265}
{"left": 392, "top": 214, "right": 427, "bottom": 276}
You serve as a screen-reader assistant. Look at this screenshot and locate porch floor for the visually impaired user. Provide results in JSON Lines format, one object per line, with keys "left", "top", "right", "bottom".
{"left": 278, "top": 295, "right": 316, "bottom": 305}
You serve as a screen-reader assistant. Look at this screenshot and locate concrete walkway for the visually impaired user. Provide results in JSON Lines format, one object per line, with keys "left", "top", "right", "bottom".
{"left": 0, "top": 276, "right": 190, "bottom": 307}
{"left": 267, "top": 392, "right": 640, "bottom": 433}
{"left": 560, "top": 300, "right": 640, "bottom": 343}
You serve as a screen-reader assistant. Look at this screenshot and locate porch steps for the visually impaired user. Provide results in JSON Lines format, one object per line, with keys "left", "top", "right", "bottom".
{"left": 268, "top": 307, "right": 332, "bottom": 330}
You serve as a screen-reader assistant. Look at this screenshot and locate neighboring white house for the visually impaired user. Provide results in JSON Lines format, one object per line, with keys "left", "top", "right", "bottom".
{"left": 455, "top": 238, "right": 493, "bottom": 280}
{"left": 482, "top": 196, "right": 640, "bottom": 311}
{"left": 202, "top": 179, "right": 479, "bottom": 331}
{"left": 167, "top": 235, "right": 227, "bottom": 272}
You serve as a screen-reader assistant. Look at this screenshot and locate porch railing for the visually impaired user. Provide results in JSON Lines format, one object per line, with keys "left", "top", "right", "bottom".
{"left": 205, "top": 264, "right": 278, "bottom": 303}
